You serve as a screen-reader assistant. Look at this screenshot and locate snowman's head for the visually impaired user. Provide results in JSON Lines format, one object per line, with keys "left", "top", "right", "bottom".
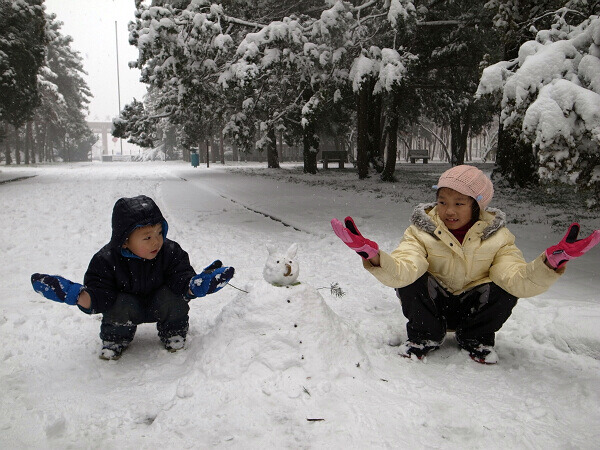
{"left": 263, "top": 243, "right": 300, "bottom": 286}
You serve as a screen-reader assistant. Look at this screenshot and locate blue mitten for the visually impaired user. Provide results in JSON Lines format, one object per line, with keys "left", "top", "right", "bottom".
{"left": 31, "top": 273, "right": 83, "bottom": 306}
{"left": 189, "top": 260, "right": 235, "bottom": 298}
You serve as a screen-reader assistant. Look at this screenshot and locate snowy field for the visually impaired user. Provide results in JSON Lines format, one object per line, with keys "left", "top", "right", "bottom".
{"left": 1, "top": 161, "right": 599, "bottom": 449}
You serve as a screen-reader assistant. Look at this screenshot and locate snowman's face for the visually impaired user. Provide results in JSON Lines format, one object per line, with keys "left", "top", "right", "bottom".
{"left": 263, "top": 243, "right": 300, "bottom": 285}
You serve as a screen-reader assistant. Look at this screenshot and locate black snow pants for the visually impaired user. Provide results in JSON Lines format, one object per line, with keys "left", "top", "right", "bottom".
{"left": 396, "top": 273, "right": 518, "bottom": 346}
{"left": 100, "top": 286, "right": 189, "bottom": 344}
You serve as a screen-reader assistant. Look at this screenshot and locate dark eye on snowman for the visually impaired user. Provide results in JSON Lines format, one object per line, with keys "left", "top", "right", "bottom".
{"left": 276, "top": 260, "right": 280, "bottom": 264}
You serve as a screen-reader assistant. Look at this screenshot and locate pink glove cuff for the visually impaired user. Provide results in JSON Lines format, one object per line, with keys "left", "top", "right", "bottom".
{"left": 545, "top": 248, "right": 570, "bottom": 269}
{"left": 353, "top": 241, "right": 379, "bottom": 260}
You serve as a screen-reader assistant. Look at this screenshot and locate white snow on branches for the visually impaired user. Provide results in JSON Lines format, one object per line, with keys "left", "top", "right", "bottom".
{"left": 388, "top": 0, "right": 416, "bottom": 28}
{"left": 349, "top": 48, "right": 407, "bottom": 93}
{"left": 477, "top": 15, "right": 600, "bottom": 191}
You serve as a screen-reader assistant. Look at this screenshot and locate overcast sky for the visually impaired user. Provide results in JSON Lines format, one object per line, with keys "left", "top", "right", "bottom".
{"left": 44, "top": 0, "right": 148, "bottom": 123}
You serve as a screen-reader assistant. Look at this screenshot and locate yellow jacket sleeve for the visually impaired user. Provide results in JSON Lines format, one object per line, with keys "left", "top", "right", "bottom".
{"left": 488, "top": 229, "right": 563, "bottom": 298}
{"left": 362, "top": 226, "right": 429, "bottom": 288}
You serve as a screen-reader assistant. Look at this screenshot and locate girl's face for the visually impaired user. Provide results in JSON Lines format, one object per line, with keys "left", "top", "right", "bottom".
{"left": 436, "top": 188, "right": 475, "bottom": 230}
{"left": 123, "top": 223, "right": 164, "bottom": 259}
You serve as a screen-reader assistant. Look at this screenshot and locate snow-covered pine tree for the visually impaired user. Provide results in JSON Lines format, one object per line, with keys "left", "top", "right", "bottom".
{"left": 39, "top": 13, "right": 94, "bottom": 163}
{"left": 478, "top": 11, "right": 600, "bottom": 206}
{"left": 0, "top": 0, "right": 46, "bottom": 163}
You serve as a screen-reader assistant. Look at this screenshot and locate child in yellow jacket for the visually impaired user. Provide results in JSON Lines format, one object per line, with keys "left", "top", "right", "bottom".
{"left": 332, "top": 165, "right": 600, "bottom": 364}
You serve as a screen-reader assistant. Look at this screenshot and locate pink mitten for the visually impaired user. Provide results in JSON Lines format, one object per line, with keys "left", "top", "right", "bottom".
{"left": 545, "top": 223, "right": 600, "bottom": 269}
{"left": 331, "top": 216, "right": 379, "bottom": 260}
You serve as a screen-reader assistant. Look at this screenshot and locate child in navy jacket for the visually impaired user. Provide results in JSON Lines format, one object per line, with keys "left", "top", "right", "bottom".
{"left": 32, "top": 195, "right": 234, "bottom": 360}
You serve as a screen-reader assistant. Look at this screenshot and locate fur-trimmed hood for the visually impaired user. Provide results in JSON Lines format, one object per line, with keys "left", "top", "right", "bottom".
{"left": 410, "top": 202, "right": 506, "bottom": 241}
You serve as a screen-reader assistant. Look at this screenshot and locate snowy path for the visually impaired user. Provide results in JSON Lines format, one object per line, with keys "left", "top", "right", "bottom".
{"left": 1, "top": 162, "right": 599, "bottom": 449}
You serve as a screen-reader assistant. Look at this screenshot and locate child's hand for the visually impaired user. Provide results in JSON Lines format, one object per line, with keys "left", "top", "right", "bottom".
{"left": 189, "top": 260, "right": 235, "bottom": 298}
{"left": 31, "top": 273, "right": 83, "bottom": 305}
{"left": 331, "top": 216, "right": 379, "bottom": 259}
{"left": 545, "top": 223, "right": 600, "bottom": 269}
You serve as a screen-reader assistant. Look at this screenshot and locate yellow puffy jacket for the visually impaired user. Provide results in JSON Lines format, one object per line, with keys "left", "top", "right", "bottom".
{"left": 363, "top": 203, "right": 563, "bottom": 298}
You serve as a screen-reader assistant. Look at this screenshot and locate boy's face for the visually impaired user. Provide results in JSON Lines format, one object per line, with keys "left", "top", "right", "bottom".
{"left": 123, "top": 223, "right": 164, "bottom": 259}
{"left": 436, "top": 188, "right": 475, "bottom": 230}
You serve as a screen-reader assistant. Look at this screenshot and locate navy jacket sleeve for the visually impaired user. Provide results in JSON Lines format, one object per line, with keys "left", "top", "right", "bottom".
{"left": 163, "top": 240, "right": 196, "bottom": 296}
{"left": 82, "top": 250, "right": 119, "bottom": 314}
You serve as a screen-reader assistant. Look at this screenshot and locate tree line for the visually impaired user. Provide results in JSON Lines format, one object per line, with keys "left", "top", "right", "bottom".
{"left": 2, "top": 1, "right": 599, "bottom": 205}
{"left": 115, "top": 0, "right": 599, "bottom": 202}
{"left": 0, "top": 0, "right": 94, "bottom": 164}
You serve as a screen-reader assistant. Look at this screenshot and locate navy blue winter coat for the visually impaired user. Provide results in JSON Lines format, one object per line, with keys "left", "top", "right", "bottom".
{"left": 82, "top": 195, "right": 196, "bottom": 314}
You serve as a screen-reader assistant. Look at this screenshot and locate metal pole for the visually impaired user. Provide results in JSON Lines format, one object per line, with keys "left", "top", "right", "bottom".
{"left": 115, "top": 21, "right": 123, "bottom": 156}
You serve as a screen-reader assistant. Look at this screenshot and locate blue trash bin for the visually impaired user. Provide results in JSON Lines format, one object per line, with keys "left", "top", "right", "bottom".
{"left": 190, "top": 152, "right": 199, "bottom": 167}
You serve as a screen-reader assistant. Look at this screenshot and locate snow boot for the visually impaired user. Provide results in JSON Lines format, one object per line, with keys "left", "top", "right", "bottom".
{"left": 398, "top": 339, "right": 442, "bottom": 360}
{"left": 99, "top": 341, "right": 128, "bottom": 360}
{"left": 456, "top": 335, "right": 498, "bottom": 365}
{"left": 163, "top": 335, "right": 185, "bottom": 352}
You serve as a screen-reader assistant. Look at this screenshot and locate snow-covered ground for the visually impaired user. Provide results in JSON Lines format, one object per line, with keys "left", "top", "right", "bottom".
{"left": 1, "top": 161, "right": 599, "bottom": 449}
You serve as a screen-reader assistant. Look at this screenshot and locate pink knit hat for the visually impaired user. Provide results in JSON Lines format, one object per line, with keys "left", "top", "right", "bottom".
{"left": 434, "top": 165, "right": 494, "bottom": 209}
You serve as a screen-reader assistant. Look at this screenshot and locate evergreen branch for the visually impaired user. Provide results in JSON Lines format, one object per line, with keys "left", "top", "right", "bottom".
{"left": 317, "top": 283, "right": 345, "bottom": 298}
{"left": 221, "top": 14, "right": 268, "bottom": 29}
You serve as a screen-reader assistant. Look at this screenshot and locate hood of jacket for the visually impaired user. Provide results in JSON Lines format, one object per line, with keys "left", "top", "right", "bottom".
{"left": 109, "top": 195, "right": 169, "bottom": 249}
{"left": 410, "top": 202, "right": 506, "bottom": 240}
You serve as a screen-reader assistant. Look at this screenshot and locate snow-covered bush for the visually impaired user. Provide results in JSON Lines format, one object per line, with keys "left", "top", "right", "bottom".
{"left": 477, "top": 13, "right": 600, "bottom": 206}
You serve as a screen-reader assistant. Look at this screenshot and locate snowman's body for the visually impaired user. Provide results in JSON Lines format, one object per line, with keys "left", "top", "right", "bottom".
{"left": 195, "top": 244, "right": 370, "bottom": 391}
{"left": 197, "top": 281, "right": 369, "bottom": 382}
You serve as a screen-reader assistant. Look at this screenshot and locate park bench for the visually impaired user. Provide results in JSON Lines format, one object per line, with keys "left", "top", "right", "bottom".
{"left": 407, "top": 149, "right": 429, "bottom": 164}
{"left": 321, "top": 150, "right": 348, "bottom": 169}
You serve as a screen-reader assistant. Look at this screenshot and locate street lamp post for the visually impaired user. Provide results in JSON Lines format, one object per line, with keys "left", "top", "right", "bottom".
{"left": 115, "top": 21, "right": 123, "bottom": 156}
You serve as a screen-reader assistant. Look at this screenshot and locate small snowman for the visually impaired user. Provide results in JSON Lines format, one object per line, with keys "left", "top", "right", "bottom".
{"left": 193, "top": 242, "right": 370, "bottom": 384}
{"left": 263, "top": 243, "right": 300, "bottom": 286}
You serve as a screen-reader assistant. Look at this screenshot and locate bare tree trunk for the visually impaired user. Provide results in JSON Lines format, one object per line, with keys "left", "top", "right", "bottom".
{"left": 467, "top": 135, "right": 473, "bottom": 162}
{"left": 25, "top": 122, "right": 33, "bottom": 164}
{"left": 232, "top": 142, "right": 239, "bottom": 162}
{"left": 381, "top": 92, "right": 400, "bottom": 182}
{"left": 2, "top": 140, "right": 9, "bottom": 165}
{"left": 63, "top": 133, "right": 69, "bottom": 162}
{"left": 14, "top": 126, "right": 21, "bottom": 165}
{"left": 219, "top": 131, "right": 225, "bottom": 164}
{"left": 420, "top": 123, "right": 451, "bottom": 162}
{"left": 370, "top": 90, "right": 384, "bottom": 173}
{"left": 199, "top": 143, "right": 205, "bottom": 163}
{"left": 41, "top": 122, "right": 48, "bottom": 162}
{"left": 356, "top": 86, "right": 370, "bottom": 179}
{"left": 302, "top": 121, "right": 318, "bottom": 174}
{"left": 2, "top": 124, "right": 10, "bottom": 165}
{"left": 278, "top": 132, "right": 284, "bottom": 163}
{"left": 449, "top": 105, "right": 472, "bottom": 165}
{"left": 266, "top": 124, "right": 280, "bottom": 169}
{"left": 381, "top": 117, "right": 398, "bottom": 182}
{"left": 210, "top": 136, "right": 217, "bottom": 164}
{"left": 205, "top": 139, "right": 210, "bottom": 167}
{"left": 33, "top": 121, "right": 40, "bottom": 163}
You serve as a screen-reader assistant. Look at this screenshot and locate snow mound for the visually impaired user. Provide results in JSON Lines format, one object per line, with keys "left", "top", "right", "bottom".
{"left": 195, "top": 281, "right": 370, "bottom": 381}
{"left": 547, "top": 304, "right": 600, "bottom": 360}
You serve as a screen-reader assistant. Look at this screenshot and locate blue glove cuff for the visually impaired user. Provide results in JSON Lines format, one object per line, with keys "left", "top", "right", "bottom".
{"left": 65, "top": 283, "right": 84, "bottom": 306}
